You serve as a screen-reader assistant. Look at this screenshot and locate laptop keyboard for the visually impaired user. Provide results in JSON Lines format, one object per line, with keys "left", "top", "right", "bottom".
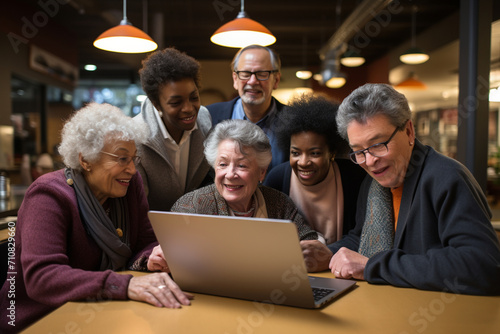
{"left": 312, "top": 287, "right": 335, "bottom": 302}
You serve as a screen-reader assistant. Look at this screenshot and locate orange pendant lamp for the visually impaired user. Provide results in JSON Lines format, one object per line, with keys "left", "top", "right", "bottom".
{"left": 93, "top": 0, "right": 157, "bottom": 53}
{"left": 394, "top": 72, "right": 427, "bottom": 90}
{"left": 210, "top": 0, "right": 276, "bottom": 48}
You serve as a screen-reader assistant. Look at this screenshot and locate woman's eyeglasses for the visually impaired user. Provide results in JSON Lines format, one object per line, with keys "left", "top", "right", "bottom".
{"left": 100, "top": 151, "right": 141, "bottom": 167}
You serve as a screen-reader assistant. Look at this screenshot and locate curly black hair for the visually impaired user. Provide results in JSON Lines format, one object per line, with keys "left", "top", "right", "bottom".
{"left": 139, "top": 47, "right": 201, "bottom": 108}
{"left": 275, "top": 94, "right": 349, "bottom": 157}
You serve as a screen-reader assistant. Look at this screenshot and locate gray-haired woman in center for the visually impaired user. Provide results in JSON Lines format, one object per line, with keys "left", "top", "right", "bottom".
{"left": 170, "top": 119, "right": 330, "bottom": 272}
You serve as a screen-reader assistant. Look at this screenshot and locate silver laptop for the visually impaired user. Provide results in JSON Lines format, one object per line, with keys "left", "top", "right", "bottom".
{"left": 148, "top": 211, "right": 356, "bottom": 309}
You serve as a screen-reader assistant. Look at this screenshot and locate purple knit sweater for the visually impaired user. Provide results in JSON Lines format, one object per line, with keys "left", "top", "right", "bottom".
{"left": 0, "top": 169, "right": 157, "bottom": 332}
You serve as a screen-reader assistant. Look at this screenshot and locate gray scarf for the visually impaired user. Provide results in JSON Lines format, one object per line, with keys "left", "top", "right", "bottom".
{"left": 358, "top": 179, "right": 394, "bottom": 258}
{"left": 65, "top": 168, "right": 132, "bottom": 270}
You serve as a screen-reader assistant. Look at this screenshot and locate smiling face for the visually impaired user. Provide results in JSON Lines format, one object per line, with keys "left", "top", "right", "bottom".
{"left": 214, "top": 139, "right": 267, "bottom": 213}
{"left": 232, "top": 48, "right": 280, "bottom": 108}
{"left": 81, "top": 139, "right": 138, "bottom": 205}
{"left": 347, "top": 114, "right": 415, "bottom": 188}
{"left": 154, "top": 78, "right": 200, "bottom": 143}
{"left": 290, "top": 131, "right": 333, "bottom": 186}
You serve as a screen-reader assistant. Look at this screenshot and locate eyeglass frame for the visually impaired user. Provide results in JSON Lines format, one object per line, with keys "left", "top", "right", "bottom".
{"left": 234, "top": 70, "right": 278, "bottom": 81}
{"left": 100, "top": 151, "right": 141, "bottom": 167}
{"left": 348, "top": 121, "right": 408, "bottom": 164}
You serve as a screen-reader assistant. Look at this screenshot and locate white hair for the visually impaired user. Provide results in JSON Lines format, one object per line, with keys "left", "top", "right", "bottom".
{"left": 58, "top": 102, "right": 150, "bottom": 171}
{"left": 204, "top": 119, "right": 272, "bottom": 170}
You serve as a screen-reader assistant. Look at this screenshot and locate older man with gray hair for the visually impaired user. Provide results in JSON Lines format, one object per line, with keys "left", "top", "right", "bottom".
{"left": 326, "top": 83, "right": 500, "bottom": 295}
{"left": 207, "top": 45, "right": 287, "bottom": 173}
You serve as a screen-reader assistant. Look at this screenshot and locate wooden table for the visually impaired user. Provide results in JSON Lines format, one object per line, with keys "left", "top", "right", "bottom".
{"left": 0, "top": 217, "right": 16, "bottom": 242}
{"left": 23, "top": 271, "right": 500, "bottom": 334}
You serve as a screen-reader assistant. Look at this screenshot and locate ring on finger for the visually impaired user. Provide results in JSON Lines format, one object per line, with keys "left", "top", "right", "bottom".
{"left": 158, "top": 285, "right": 167, "bottom": 290}
{"left": 334, "top": 270, "right": 340, "bottom": 276}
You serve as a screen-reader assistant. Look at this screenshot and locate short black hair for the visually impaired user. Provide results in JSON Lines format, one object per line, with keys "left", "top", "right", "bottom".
{"left": 139, "top": 47, "right": 201, "bottom": 108}
{"left": 276, "top": 95, "right": 348, "bottom": 156}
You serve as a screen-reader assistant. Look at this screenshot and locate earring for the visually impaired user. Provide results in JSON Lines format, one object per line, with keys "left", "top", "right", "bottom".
{"left": 158, "top": 111, "right": 163, "bottom": 117}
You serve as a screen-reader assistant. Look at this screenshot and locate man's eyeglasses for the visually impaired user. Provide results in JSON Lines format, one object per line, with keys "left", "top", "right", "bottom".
{"left": 101, "top": 151, "right": 141, "bottom": 167}
{"left": 234, "top": 70, "right": 278, "bottom": 81}
{"left": 349, "top": 123, "right": 406, "bottom": 164}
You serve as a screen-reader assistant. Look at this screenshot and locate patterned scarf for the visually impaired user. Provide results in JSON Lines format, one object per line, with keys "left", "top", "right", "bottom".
{"left": 65, "top": 168, "right": 131, "bottom": 270}
{"left": 358, "top": 179, "right": 394, "bottom": 258}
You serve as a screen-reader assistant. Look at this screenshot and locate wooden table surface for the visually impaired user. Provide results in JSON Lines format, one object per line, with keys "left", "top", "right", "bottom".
{"left": 23, "top": 271, "right": 500, "bottom": 334}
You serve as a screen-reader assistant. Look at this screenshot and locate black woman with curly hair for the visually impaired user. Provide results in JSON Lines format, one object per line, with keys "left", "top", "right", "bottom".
{"left": 264, "top": 94, "right": 366, "bottom": 247}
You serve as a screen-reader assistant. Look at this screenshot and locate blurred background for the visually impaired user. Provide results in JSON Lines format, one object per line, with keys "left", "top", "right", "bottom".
{"left": 1, "top": 0, "right": 500, "bottom": 210}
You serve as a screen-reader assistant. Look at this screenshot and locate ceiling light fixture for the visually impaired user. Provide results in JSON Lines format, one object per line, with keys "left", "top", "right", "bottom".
{"left": 84, "top": 64, "right": 97, "bottom": 71}
{"left": 296, "top": 34, "right": 312, "bottom": 80}
{"left": 400, "top": 46, "right": 429, "bottom": 65}
{"left": 325, "top": 75, "right": 346, "bottom": 89}
{"left": 394, "top": 72, "right": 427, "bottom": 90}
{"left": 400, "top": 6, "right": 429, "bottom": 65}
{"left": 321, "top": 49, "right": 346, "bottom": 89}
{"left": 93, "top": 0, "right": 158, "bottom": 53}
{"left": 210, "top": 0, "right": 276, "bottom": 48}
{"left": 296, "top": 70, "right": 313, "bottom": 80}
{"left": 340, "top": 49, "right": 365, "bottom": 67}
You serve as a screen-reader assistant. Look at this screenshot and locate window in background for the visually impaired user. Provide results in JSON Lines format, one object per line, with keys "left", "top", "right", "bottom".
{"left": 73, "top": 80, "right": 145, "bottom": 117}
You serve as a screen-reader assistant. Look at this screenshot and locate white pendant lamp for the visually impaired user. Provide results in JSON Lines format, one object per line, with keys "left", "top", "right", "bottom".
{"left": 400, "top": 6, "right": 429, "bottom": 65}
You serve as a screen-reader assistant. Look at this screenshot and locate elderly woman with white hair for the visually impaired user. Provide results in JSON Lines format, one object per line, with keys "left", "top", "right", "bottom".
{"left": 170, "top": 119, "right": 327, "bottom": 271}
{"left": 0, "top": 103, "right": 192, "bottom": 334}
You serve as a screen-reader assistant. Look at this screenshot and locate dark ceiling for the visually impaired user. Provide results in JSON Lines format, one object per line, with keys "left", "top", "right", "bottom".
{"left": 17, "top": 0, "right": 462, "bottom": 80}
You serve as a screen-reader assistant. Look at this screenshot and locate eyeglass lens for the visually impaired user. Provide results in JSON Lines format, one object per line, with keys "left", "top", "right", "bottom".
{"left": 119, "top": 156, "right": 141, "bottom": 166}
{"left": 236, "top": 71, "right": 273, "bottom": 81}
{"left": 101, "top": 151, "right": 141, "bottom": 166}
{"left": 351, "top": 144, "right": 388, "bottom": 163}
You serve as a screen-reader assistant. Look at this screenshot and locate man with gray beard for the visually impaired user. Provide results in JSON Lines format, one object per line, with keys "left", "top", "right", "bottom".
{"left": 207, "top": 45, "right": 287, "bottom": 173}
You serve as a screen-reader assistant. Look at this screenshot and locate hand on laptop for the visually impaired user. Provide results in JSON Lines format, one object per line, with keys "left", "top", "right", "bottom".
{"left": 329, "top": 247, "right": 368, "bottom": 280}
{"left": 128, "top": 273, "right": 193, "bottom": 308}
{"left": 147, "top": 245, "right": 170, "bottom": 273}
{"left": 300, "top": 240, "right": 334, "bottom": 272}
